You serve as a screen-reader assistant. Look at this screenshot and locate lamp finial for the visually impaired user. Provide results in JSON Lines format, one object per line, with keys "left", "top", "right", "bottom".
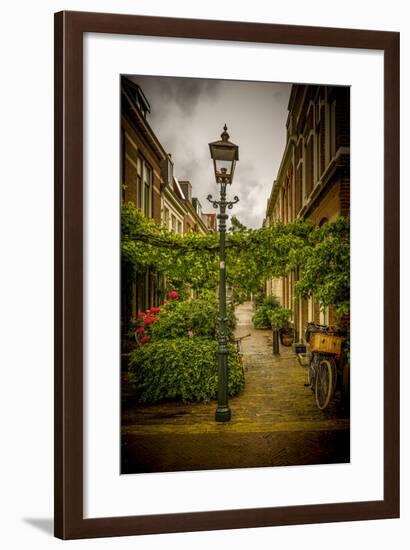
{"left": 221, "top": 124, "right": 229, "bottom": 141}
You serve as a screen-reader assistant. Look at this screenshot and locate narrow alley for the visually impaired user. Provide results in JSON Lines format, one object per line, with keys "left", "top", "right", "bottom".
{"left": 121, "top": 302, "right": 349, "bottom": 473}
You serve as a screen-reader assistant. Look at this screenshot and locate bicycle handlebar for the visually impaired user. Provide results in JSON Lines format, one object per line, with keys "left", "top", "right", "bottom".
{"left": 235, "top": 333, "right": 251, "bottom": 341}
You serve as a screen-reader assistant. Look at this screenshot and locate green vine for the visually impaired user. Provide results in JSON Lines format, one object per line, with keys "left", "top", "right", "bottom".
{"left": 121, "top": 202, "right": 350, "bottom": 316}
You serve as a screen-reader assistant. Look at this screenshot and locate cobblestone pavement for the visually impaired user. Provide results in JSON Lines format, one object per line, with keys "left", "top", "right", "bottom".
{"left": 121, "top": 302, "right": 349, "bottom": 473}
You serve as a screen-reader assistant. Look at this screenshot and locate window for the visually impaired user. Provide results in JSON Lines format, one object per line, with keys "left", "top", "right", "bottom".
{"left": 283, "top": 187, "right": 288, "bottom": 223}
{"left": 143, "top": 162, "right": 152, "bottom": 217}
{"left": 177, "top": 220, "right": 182, "bottom": 235}
{"left": 137, "top": 157, "right": 142, "bottom": 209}
{"left": 330, "top": 100, "right": 336, "bottom": 158}
{"left": 305, "top": 136, "right": 314, "bottom": 198}
{"left": 295, "top": 164, "right": 303, "bottom": 213}
{"left": 164, "top": 207, "right": 170, "bottom": 229}
{"left": 315, "top": 101, "right": 322, "bottom": 181}
{"left": 171, "top": 214, "right": 176, "bottom": 233}
{"left": 287, "top": 180, "right": 293, "bottom": 221}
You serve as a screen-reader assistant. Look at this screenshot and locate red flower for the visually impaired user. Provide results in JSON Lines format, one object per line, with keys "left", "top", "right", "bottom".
{"left": 150, "top": 307, "right": 161, "bottom": 314}
{"left": 140, "top": 335, "right": 149, "bottom": 344}
{"left": 168, "top": 290, "right": 179, "bottom": 300}
{"left": 143, "top": 316, "right": 155, "bottom": 326}
{"left": 135, "top": 327, "right": 145, "bottom": 334}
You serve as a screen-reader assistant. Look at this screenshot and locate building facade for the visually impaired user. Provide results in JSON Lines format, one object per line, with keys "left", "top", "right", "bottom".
{"left": 264, "top": 84, "right": 350, "bottom": 338}
{"left": 121, "top": 77, "right": 171, "bottom": 322}
{"left": 121, "top": 77, "right": 214, "bottom": 328}
{"left": 178, "top": 181, "right": 208, "bottom": 234}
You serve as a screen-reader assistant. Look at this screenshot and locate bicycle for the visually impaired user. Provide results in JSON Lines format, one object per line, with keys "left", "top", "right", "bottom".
{"left": 234, "top": 333, "right": 251, "bottom": 376}
{"left": 234, "top": 333, "right": 251, "bottom": 354}
{"left": 304, "top": 322, "right": 344, "bottom": 411}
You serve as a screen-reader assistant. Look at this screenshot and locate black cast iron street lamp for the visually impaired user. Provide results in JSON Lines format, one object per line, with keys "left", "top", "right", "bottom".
{"left": 207, "top": 124, "right": 239, "bottom": 422}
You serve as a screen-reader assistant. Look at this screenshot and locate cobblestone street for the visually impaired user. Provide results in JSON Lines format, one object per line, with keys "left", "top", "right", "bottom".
{"left": 122, "top": 302, "right": 349, "bottom": 473}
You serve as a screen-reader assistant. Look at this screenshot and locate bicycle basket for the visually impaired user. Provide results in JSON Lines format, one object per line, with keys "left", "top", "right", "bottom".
{"left": 310, "top": 333, "right": 344, "bottom": 354}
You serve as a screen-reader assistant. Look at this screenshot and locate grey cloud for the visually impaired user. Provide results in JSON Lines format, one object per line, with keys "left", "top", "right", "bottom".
{"left": 127, "top": 75, "right": 291, "bottom": 228}
{"left": 129, "top": 76, "right": 220, "bottom": 117}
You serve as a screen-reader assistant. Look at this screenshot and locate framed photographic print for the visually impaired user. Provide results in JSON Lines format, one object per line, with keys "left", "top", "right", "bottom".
{"left": 54, "top": 11, "right": 400, "bottom": 539}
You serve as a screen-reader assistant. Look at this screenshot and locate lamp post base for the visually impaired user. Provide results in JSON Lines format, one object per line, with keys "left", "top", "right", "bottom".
{"left": 215, "top": 406, "right": 231, "bottom": 422}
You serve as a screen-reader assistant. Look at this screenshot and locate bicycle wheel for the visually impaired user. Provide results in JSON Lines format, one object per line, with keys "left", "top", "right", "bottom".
{"left": 315, "top": 357, "right": 336, "bottom": 410}
{"left": 308, "top": 353, "right": 318, "bottom": 391}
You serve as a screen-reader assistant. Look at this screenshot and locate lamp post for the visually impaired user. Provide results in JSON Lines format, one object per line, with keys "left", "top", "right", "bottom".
{"left": 207, "top": 124, "right": 239, "bottom": 422}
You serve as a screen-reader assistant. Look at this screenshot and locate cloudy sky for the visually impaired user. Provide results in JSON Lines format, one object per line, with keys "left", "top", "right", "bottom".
{"left": 128, "top": 75, "right": 292, "bottom": 228}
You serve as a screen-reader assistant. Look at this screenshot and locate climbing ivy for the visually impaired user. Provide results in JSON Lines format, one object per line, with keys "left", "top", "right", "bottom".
{"left": 294, "top": 218, "right": 350, "bottom": 316}
{"left": 121, "top": 202, "right": 350, "bottom": 316}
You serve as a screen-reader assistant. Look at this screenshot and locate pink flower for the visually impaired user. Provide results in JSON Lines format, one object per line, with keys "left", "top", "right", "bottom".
{"left": 168, "top": 290, "right": 179, "bottom": 300}
{"left": 135, "top": 327, "right": 145, "bottom": 334}
{"left": 150, "top": 307, "right": 161, "bottom": 314}
{"left": 140, "top": 335, "right": 149, "bottom": 344}
{"left": 187, "top": 330, "right": 194, "bottom": 338}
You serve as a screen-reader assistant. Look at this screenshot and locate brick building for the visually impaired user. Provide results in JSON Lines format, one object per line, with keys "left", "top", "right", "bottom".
{"left": 264, "top": 84, "right": 350, "bottom": 338}
{"left": 178, "top": 181, "right": 208, "bottom": 234}
{"left": 121, "top": 77, "right": 213, "bottom": 327}
{"left": 202, "top": 212, "right": 217, "bottom": 232}
{"left": 121, "top": 77, "right": 169, "bottom": 322}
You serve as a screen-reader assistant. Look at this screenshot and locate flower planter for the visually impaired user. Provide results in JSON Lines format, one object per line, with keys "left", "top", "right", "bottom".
{"left": 280, "top": 328, "right": 295, "bottom": 347}
{"left": 294, "top": 343, "right": 307, "bottom": 354}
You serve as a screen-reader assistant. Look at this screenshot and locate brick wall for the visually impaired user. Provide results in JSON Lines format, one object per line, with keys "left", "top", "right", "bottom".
{"left": 340, "top": 177, "right": 350, "bottom": 217}
{"left": 121, "top": 116, "right": 163, "bottom": 223}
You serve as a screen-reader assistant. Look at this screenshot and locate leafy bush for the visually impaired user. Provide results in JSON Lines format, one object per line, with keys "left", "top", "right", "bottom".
{"left": 295, "top": 217, "right": 350, "bottom": 316}
{"left": 261, "top": 295, "right": 280, "bottom": 309}
{"left": 128, "top": 337, "right": 245, "bottom": 403}
{"left": 254, "top": 290, "right": 267, "bottom": 308}
{"left": 150, "top": 298, "right": 235, "bottom": 340}
{"left": 269, "top": 307, "right": 293, "bottom": 330}
{"left": 252, "top": 295, "right": 281, "bottom": 328}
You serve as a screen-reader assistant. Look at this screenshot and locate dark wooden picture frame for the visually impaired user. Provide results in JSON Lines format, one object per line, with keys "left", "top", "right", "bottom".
{"left": 54, "top": 10, "right": 400, "bottom": 539}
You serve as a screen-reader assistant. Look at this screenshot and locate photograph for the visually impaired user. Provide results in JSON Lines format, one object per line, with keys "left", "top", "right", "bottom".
{"left": 120, "top": 75, "right": 351, "bottom": 474}
{"left": 0, "top": 1, "right": 403, "bottom": 545}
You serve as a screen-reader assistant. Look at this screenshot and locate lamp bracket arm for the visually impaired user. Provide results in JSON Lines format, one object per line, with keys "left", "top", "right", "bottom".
{"left": 207, "top": 194, "right": 220, "bottom": 209}
{"left": 227, "top": 196, "right": 240, "bottom": 209}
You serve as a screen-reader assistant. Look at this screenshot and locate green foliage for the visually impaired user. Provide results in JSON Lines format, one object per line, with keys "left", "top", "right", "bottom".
{"left": 252, "top": 295, "right": 281, "bottom": 329}
{"left": 261, "top": 295, "right": 281, "bottom": 308}
{"left": 254, "top": 289, "right": 267, "bottom": 308}
{"left": 128, "top": 337, "right": 245, "bottom": 403}
{"left": 295, "top": 218, "right": 350, "bottom": 316}
{"left": 121, "top": 202, "right": 350, "bottom": 317}
{"left": 121, "top": 202, "right": 219, "bottom": 291}
{"left": 121, "top": 202, "right": 313, "bottom": 295}
{"left": 149, "top": 298, "right": 235, "bottom": 340}
{"left": 229, "top": 216, "right": 247, "bottom": 232}
{"left": 269, "top": 306, "right": 293, "bottom": 330}
{"left": 225, "top": 219, "right": 313, "bottom": 297}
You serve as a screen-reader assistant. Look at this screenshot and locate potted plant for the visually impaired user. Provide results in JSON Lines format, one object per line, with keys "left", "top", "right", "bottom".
{"left": 252, "top": 295, "right": 281, "bottom": 329}
{"left": 269, "top": 307, "right": 295, "bottom": 347}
